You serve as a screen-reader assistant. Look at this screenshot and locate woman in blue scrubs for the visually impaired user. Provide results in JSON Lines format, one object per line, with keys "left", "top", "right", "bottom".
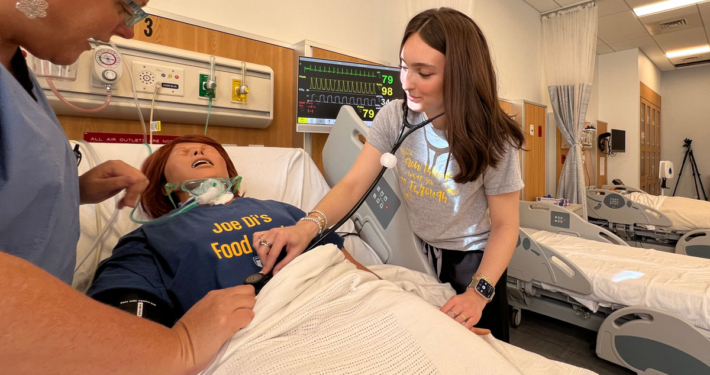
{"left": 0, "top": 1, "right": 255, "bottom": 374}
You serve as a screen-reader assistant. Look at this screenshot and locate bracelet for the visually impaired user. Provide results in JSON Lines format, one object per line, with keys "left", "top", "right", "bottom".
{"left": 299, "top": 216, "right": 323, "bottom": 235}
{"left": 308, "top": 210, "right": 328, "bottom": 227}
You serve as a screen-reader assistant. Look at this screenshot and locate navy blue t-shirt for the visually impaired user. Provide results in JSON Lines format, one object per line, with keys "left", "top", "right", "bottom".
{"left": 87, "top": 198, "right": 343, "bottom": 322}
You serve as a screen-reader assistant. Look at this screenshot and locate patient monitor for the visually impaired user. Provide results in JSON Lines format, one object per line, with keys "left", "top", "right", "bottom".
{"left": 322, "top": 106, "right": 435, "bottom": 276}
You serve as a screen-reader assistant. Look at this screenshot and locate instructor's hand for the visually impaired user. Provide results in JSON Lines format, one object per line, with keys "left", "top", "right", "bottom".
{"left": 440, "top": 288, "right": 488, "bottom": 330}
{"left": 253, "top": 221, "right": 319, "bottom": 275}
{"left": 79, "top": 160, "right": 148, "bottom": 208}
{"left": 171, "top": 285, "right": 256, "bottom": 375}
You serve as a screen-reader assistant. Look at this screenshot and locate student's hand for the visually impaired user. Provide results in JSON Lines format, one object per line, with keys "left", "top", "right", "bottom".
{"left": 79, "top": 160, "right": 149, "bottom": 208}
{"left": 171, "top": 285, "right": 256, "bottom": 375}
{"left": 440, "top": 288, "right": 488, "bottom": 330}
{"left": 253, "top": 221, "right": 319, "bottom": 275}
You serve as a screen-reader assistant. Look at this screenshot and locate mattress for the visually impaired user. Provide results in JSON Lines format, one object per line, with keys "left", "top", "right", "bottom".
{"left": 626, "top": 192, "right": 710, "bottom": 232}
{"left": 531, "top": 230, "right": 710, "bottom": 331}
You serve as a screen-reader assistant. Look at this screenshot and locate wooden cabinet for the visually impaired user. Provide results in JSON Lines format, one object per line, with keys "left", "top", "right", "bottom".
{"left": 640, "top": 83, "right": 662, "bottom": 194}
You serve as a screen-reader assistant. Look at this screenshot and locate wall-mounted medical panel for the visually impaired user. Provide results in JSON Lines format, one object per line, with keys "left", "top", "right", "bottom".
{"left": 38, "top": 39, "right": 274, "bottom": 129}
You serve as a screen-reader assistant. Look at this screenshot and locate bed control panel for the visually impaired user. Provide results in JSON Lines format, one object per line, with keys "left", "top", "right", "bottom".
{"left": 604, "top": 193, "right": 631, "bottom": 209}
{"left": 365, "top": 178, "right": 401, "bottom": 229}
{"left": 551, "top": 211, "right": 571, "bottom": 229}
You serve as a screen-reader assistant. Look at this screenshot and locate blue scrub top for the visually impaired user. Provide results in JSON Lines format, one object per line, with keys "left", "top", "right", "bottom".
{"left": 87, "top": 198, "right": 345, "bottom": 324}
{"left": 0, "top": 49, "right": 80, "bottom": 284}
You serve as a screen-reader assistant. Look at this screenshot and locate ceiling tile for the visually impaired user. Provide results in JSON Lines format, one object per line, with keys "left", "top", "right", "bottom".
{"left": 637, "top": 5, "right": 702, "bottom": 35}
{"left": 597, "top": 44, "right": 616, "bottom": 54}
{"left": 645, "top": 52, "right": 676, "bottom": 71}
{"left": 523, "top": 0, "right": 561, "bottom": 13}
{"left": 653, "top": 26, "right": 709, "bottom": 52}
{"left": 597, "top": 0, "right": 630, "bottom": 17}
{"left": 608, "top": 36, "right": 665, "bottom": 57}
{"left": 598, "top": 11, "right": 652, "bottom": 44}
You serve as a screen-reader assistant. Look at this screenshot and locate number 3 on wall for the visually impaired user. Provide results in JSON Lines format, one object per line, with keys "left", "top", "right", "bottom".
{"left": 144, "top": 17, "right": 154, "bottom": 38}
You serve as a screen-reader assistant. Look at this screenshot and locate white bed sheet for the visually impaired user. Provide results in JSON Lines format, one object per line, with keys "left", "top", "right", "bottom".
{"left": 202, "top": 245, "right": 596, "bottom": 375}
{"left": 626, "top": 192, "right": 710, "bottom": 232}
{"left": 531, "top": 230, "right": 710, "bottom": 331}
{"left": 73, "top": 142, "right": 381, "bottom": 291}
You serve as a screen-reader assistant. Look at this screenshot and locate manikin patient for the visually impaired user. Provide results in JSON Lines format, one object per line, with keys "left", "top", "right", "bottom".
{"left": 87, "top": 135, "right": 373, "bottom": 326}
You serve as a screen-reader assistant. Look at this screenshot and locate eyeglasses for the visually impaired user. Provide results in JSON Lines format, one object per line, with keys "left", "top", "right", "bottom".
{"left": 121, "top": 0, "right": 149, "bottom": 27}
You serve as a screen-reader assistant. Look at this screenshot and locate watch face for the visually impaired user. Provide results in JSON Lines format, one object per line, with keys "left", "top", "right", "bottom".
{"left": 244, "top": 273, "right": 265, "bottom": 284}
{"left": 476, "top": 279, "right": 495, "bottom": 299}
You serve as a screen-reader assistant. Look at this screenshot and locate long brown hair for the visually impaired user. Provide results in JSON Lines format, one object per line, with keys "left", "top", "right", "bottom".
{"left": 140, "top": 135, "right": 240, "bottom": 219}
{"left": 401, "top": 8, "right": 525, "bottom": 184}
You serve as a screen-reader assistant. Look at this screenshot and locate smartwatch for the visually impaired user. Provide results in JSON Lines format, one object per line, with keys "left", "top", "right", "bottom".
{"left": 468, "top": 273, "right": 495, "bottom": 302}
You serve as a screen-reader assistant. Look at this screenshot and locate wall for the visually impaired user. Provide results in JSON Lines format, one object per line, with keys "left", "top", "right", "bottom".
{"left": 145, "top": 0, "right": 409, "bottom": 65}
{"left": 475, "top": 0, "right": 543, "bottom": 104}
{"left": 660, "top": 64, "right": 710, "bottom": 199}
{"left": 598, "top": 48, "right": 640, "bottom": 187}
{"left": 639, "top": 51, "right": 661, "bottom": 94}
{"left": 148, "top": 0, "right": 544, "bottom": 104}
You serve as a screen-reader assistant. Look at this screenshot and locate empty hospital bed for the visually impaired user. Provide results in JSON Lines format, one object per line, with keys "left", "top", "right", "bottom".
{"left": 586, "top": 188, "right": 710, "bottom": 259}
{"left": 72, "top": 135, "right": 594, "bottom": 375}
{"left": 509, "top": 201, "right": 710, "bottom": 375}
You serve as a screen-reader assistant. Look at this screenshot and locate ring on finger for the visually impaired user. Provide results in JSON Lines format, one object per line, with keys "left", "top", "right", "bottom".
{"left": 448, "top": 309, "right": 458, "bottom": 318}
{"left": 259, "top": 239, "right": 272, "bottom": 248}
{"left": 460, "top": 314, "right": 468, "bottom": 324}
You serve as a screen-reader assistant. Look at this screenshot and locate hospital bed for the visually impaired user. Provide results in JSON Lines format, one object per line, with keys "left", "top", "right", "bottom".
{"left": 72, "top": 134, "right": 594, "bottom": 375}
{"left": 586, "top": 187, "right": 710, "bottom": 258}
{"left": 508, "top": 201, "right": 710, "bottom": 375}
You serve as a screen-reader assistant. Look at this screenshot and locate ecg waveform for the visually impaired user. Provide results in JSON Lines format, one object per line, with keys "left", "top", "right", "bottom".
{"left": 303, "top": 64, "right": 377, "bottom": 78}
{"left": 307, "top": 94, "right": 377, "bottom": 106}
{"left": 309, "top": 78, "right": 377, "bottom": 95}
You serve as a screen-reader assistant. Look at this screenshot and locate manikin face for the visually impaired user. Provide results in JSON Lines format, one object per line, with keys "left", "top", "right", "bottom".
{"left": 163, "top": 143, "right": 230, "bottom": 203}
{"left": 399, "top": 32, "right": 445, "bottom": 119}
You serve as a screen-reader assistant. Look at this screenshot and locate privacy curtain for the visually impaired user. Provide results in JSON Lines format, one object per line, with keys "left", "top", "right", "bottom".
{"left": 405, "top": 0, "right": 475, "bottom": 18}
{"left": 542, "top": 3, "right": 597, "bottom": 219}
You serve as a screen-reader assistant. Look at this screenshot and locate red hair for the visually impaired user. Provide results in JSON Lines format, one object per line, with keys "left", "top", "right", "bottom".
{"left": 140, "top": 135, "right": 239, "bottom": 219}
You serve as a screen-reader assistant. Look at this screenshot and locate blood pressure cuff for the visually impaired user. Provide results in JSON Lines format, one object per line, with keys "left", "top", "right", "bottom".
{"left": 92, "top": 288, "right": 175, "bottom": 327}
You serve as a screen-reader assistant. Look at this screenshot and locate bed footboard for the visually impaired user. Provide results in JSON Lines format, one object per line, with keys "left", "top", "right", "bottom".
{"left": 597, "top": 306, "right": 710, "bottom": 375}
{"left": 676, "top": 229, "right": 710, "bottom": 260}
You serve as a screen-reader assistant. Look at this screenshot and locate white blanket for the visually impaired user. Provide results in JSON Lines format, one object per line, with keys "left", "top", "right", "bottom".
{"left": 626, "top": 192, "right": 710, "bottom": 231}
{"left": 532, "top": 231, "right": 710, "bottom": 331}
{"left": 202, "top": 245, "right": 595, "bottom": 375}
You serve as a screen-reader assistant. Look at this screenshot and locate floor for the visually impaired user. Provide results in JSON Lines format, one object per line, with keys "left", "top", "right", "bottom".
{"left": 509, "top": 310, "right": 635, "bottom": 375}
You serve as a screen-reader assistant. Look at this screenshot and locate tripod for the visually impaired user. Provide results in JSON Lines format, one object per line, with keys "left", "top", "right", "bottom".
{"left": 673, "top": 138, "right": 708, "bottom": 200}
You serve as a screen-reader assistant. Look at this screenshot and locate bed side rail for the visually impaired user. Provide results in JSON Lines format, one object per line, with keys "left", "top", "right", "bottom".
{"left": 519, "top": 201, "right": 627, "bottom": 246}
{"left": 508, "top": 228, "right": 593, "bottom": 295}
{"left": 597, "top": 306, "right": 710, "bottom": 375}
{"left": 586, "top": 189, "right": 672, "bottom": 228}
{"left": 676, "top": 229, "right": 710, "bottom": 260}
{"left": 322, "top": 106, "right": 434, "bottom": 276}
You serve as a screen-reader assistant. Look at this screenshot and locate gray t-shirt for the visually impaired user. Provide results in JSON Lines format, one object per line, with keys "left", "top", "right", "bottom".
{"left": 368, "top": 100, "right": 523, "bottom": 251}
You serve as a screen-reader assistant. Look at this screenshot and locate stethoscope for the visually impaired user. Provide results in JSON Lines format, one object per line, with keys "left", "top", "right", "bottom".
{"left": 244, "top": 106, "right": 445, "bottom": 294}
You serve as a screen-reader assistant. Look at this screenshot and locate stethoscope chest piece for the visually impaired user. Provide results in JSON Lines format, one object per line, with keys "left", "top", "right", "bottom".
{"left": 380, "top": 153, "right": 397, "bottom": 169}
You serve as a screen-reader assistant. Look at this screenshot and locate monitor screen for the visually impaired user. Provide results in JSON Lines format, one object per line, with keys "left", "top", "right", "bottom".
{"left": 297, "top": 56, "right": 403, "bottom": 131}
{"left": 611, "top": 129, "right": 626, "bottom": 153}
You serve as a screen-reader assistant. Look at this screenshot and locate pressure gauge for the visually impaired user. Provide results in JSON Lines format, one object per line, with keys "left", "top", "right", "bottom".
{"left": 95, "top": 48, "right": 121, "bottom": 68}
{"left": 93, "top": 46, "right": 123, "bottom": 86}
